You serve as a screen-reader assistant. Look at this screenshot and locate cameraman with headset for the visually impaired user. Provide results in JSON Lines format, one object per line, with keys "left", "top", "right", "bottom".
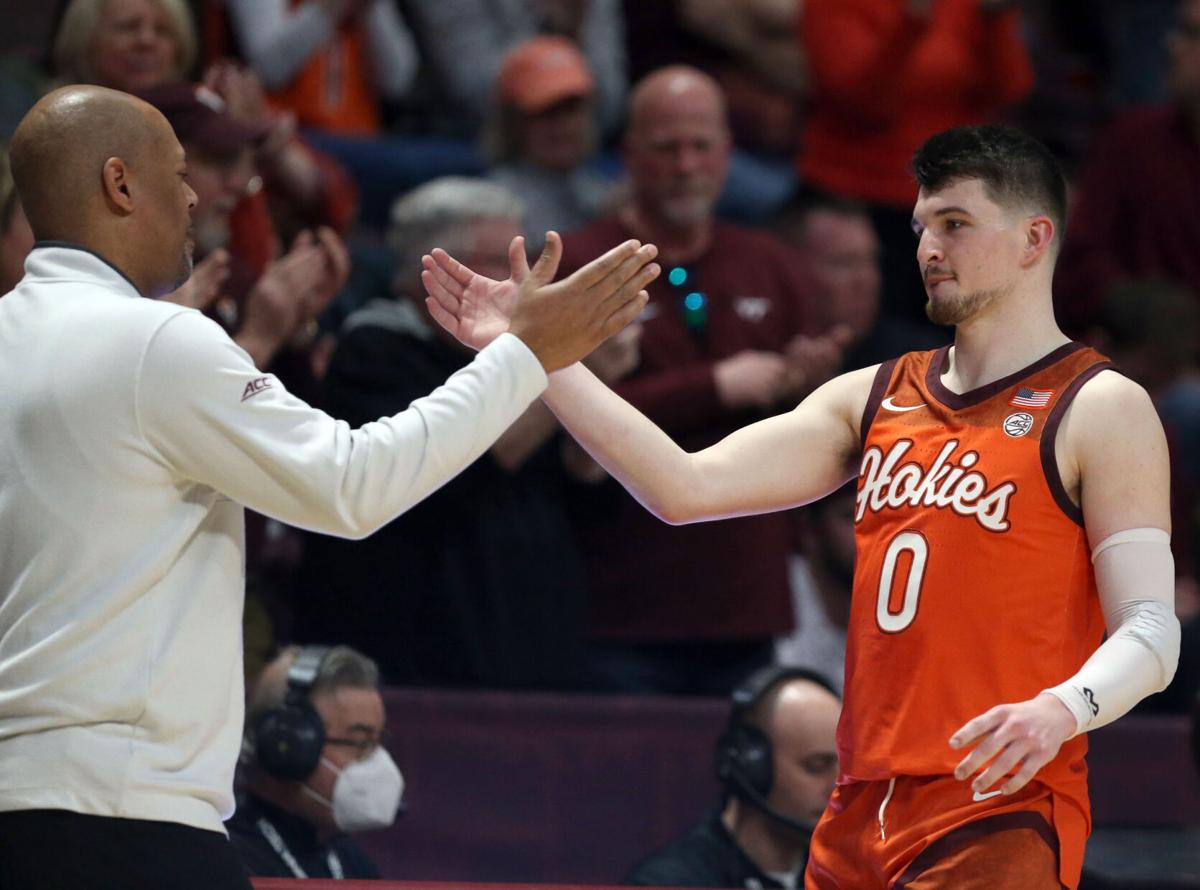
{"left": 627, "top": 666, "right": 841, "bottom": 889}
{"left": 227, "top": 646, "right": 400, "bottom": 879}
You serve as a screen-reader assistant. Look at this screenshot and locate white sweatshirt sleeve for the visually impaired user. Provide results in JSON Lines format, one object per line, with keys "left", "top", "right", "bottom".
{"left": 135, "top": 311, "right": 546, "bottom": 539}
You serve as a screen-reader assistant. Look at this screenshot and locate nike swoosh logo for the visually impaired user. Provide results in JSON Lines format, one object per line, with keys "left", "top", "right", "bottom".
{"left": 881, "top": 397, "right": 926, "bottom": 412}
{"left": 972, "top": 789, "right": 1004, "bottom": 802}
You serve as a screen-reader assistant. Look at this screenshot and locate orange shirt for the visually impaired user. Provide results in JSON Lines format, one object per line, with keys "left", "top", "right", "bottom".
{"left": 845, "top": 343, "right": 1113, "bottom": 877}
{"left": 268, "top": 19, "right": 380, "bottom": 135}
{"left": 799, "top": 0, "right": 1034, "bottom": 208}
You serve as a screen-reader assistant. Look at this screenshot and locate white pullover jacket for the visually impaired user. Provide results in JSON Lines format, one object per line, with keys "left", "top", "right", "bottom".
{"left": 0, "top": 245, "right": 546, "bottom": 832}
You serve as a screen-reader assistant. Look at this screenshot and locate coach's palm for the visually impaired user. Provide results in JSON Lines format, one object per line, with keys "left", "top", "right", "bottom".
{"left": 421, "top": 234, "right": 539, "bottom": 351}
{"left": 422, "top": 231, "right": 659, "bottom": 373}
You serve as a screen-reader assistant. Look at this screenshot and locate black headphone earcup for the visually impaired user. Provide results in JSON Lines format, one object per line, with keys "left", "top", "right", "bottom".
{"left": 716, "top": 722, "right": 773, "bottom": 798}
{"left": 253, "top": 695, "right": 325, "bottom": 781}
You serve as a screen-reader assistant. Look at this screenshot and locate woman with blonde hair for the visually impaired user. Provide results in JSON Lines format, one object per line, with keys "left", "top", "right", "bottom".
{"left": 48, "top": 0, "right": 358, "bottom": 324}
{"left": 53, "top": 0, "right": 197, "bottom": 91}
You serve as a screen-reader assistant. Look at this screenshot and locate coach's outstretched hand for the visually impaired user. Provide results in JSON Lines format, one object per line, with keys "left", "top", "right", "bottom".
{"left": 422, "top": 231, "right": 659, "bottom": 373}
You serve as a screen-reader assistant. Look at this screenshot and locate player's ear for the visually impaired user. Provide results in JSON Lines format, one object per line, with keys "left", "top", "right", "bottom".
{"left": 1021, "top": 215, "right": 1054, "bottom": 267}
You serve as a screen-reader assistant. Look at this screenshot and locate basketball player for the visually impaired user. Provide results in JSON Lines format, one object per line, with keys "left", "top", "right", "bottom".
{"left": 421, "top": 125, "right": 1180, "bottom": 889}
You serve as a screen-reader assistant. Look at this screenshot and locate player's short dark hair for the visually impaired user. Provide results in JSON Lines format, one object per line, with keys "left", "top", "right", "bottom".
{"left": 912, "top": 125, "right": 1068, "bottom": 247}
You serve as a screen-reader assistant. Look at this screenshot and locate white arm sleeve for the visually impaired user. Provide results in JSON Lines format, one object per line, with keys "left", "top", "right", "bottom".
{"left": 1043, "top": 528, "right": 1181, "bottom": 735}
{"left": 136, "top": 311, "right": 547, "bottom": 539}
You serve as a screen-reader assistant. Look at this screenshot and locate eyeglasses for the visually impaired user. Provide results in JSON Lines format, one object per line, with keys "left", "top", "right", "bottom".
{"left": 325, "top": 729, "right": 392, "bottom": 761}
{"left": 667, "top": 265, "right": 707, "bottom": 334}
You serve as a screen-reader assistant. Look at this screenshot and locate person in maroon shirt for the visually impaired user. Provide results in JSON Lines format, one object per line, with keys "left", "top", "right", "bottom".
{"left": 1055, "top": 0, "right": 1200, "bottom": 334}
{"left": 556, "top": 66, "right": 846, "bottom": 694}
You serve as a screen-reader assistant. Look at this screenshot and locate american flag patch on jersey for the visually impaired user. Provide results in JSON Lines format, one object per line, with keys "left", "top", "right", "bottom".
{"left": 1010, "top": 387, "right": 1055, "bottom": 408}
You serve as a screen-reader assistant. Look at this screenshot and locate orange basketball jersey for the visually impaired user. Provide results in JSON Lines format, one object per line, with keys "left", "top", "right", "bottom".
{"left": 843, "top": 342, "right": 1113, "bottom": 874}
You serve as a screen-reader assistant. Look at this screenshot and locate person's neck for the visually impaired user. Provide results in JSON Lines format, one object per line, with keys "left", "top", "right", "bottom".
{"left": 619, "top": 203, "right": 713, "bottom": 266}
{"left": 943, "top": 283, "right": 1069, "bottom": 393}
{"left": 721, "top": 799, "right": 805, "bottom": 876}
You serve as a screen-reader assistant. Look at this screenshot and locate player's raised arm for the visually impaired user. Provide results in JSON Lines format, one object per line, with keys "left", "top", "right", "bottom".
{"left": 542, "top": 362, "right": 873, "bottom": 525}
{"left": 423, "top": 236, "right": 874, "bottom": 525}
{"left": 424, "top": 241, "right": 873, "bottom": 525}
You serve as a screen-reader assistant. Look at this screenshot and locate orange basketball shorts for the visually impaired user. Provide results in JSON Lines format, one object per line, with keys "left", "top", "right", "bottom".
{"left": 805, "top": 774, "right": 1080, "bottom": 889}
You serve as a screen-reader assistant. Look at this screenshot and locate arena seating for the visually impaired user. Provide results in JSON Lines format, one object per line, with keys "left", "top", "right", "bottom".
{"left": 340, "top": 688, "right": 1199, "bottom": 885}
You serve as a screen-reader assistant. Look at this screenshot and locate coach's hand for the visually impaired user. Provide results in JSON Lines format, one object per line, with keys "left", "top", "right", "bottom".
{"left": 949, "top": 693, "right": 1077, "bottom": 796}
{"left": 422, "top": 232, "right": 659, "bottom": 373}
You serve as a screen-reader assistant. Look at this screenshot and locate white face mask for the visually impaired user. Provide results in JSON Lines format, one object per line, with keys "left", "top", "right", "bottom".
{"left": 302, "top": 747, "right": 405, "bottom": 833}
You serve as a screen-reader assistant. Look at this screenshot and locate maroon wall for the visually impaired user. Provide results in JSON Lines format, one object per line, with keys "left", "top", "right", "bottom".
{"left": 356, "top": 688, "right": 1198, "bottom": 884}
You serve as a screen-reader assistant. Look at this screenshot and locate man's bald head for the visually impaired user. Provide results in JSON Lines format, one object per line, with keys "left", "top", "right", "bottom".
{"left": 11, "top": 85, "right": 174, "bottom": 241}
{"left": 736, "top": 674, "right": 841, "bottom": 832}
{"left": 628, "top": 65, "right": 728, "bottom": 139}
{"left": 623, "top": 66, "right": 731, "bottom": 233}
{"left": 10, "top": 84, "right": 196, "bottom": 296}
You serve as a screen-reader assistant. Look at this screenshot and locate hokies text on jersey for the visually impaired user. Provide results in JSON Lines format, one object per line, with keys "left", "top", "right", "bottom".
{"left": 856, "top": 438, "right": 1017, "bottom": 532}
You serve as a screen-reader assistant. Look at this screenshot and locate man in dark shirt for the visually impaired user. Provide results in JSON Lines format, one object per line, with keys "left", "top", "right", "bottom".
{"left": 557, "top": 66, "right": 846, "bottom": 694}
{"left": 627, "top": 667, "right": 841, "bottom": 888}
{"left": 298, "top": 176, "right": 588, "bottom": 689}
{"left": 228, "top": 646, "right": 398, "bottom": 879}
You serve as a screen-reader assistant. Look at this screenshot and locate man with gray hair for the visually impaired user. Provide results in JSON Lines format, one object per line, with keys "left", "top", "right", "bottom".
{"left": 227, "top": 646, "right": 394, "bottom": 879}
{"left": 300, "top": 176, "right": 634, "bottom": 688}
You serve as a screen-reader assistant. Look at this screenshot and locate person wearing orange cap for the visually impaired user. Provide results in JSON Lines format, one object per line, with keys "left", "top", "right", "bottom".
{"left": 486, "top": 36, "right": 615, "bottom": 252}
{"left": 408, "top": 0, "right": 628, "bottom": 139}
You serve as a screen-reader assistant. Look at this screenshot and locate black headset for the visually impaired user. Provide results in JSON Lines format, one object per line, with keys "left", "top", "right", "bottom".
{"left": 252, "top": 645, "right": 330, "bottom": 781}
{"left": 714, "top": 664, "right": 839, "bottom": 836}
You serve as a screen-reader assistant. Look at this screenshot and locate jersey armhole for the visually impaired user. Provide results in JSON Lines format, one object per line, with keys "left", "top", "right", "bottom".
{"left": 858, "top": 358, "right": 899, "bottom": 449}
{"left": 1038, "top": 361, "right": 1117, "bottom": 527}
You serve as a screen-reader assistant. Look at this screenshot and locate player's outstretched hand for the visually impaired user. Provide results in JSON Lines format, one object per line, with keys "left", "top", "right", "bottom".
{"left": 949, "top": 693, "right": 1077, "bottom": 797}
{"left": 422, "top": 232, "right": 659, "bottom": 373}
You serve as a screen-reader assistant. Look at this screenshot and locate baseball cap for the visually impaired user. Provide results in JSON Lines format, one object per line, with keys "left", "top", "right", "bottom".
{"left": 496, "top": 36, "right": 594, "bottom": 114}
{"left": 137, "top": 83, "right": 266, "bottom": 156}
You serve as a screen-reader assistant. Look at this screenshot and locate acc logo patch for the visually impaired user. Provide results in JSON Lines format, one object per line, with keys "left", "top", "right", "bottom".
{"left": 1003, "top": 412, "right": 1035, "bottom": 438}
{"left": 241, "top": 376, "right": 273, "bottom": 402}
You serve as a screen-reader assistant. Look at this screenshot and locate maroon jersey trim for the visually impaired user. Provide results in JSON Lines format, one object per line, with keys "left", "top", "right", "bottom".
{"left": 893, "top": 811, "right": 1060, "bottom": 889}
{"left": 1038, "top": 361, "right": 1117, "bottom": 527}
{"left": 925, "top": 341, "right": 1087, "bottom": 411}
{"left": 859, "top": 358, "right": 900, "bottom": 449}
